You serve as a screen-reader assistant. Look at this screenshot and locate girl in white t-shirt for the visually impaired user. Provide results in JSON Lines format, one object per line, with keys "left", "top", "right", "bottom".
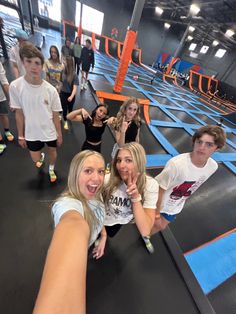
{"left": 33, "top": 150, "right": 107, "bottom": 313}
{"left": 104, "top": 142, "right": 158, "bottom": 253}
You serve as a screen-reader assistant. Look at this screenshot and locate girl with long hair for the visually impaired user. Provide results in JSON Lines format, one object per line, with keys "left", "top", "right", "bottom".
{"left": 104, "top": 142, "right": 158, "bottom": 253}
{"left": 33, "top": 150, "right": 107, "bottom": 313}
{"left": 44, "top": 45, "right": 64, "bottom": 93}
{"left": 60, "top": 56, "right": 79, "bottom": 130}
{"left": 112, "top": 97, "right": 141, "bottom": 158}
{"left": 67, "top": 103, "right": 115, "bottom": 153}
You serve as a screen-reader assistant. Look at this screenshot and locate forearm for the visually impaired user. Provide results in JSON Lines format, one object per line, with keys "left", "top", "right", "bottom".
{"left": 132, "top": 202, "right": 155, "bottom": 236}
{"left": 3, "top": 83, "right": 9, "bottom": 97}
{"left": 15, "top": 110, "right": 25, "bottom": 137}
{"left": 33, "top": 216, "right": 89, "bottom": 314}
{"left": 70, "top": 85, "right": 77, "bottom": 99}
{"left": 116, "top": 131, "right": 126, "bottom": 147}
{"left": 67, "top": 108, "right": 82, "bottom": 121}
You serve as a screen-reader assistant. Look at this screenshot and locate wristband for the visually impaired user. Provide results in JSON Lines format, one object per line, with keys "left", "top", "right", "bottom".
{"left": 18, "top": 136, "right": 25, "bottom": 140}
{"left": 131, "top": 194, "right": 142, "bottom": 203}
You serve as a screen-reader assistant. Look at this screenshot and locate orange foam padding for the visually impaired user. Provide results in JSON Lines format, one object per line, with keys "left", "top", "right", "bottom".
{"left": 77, "top": 24, "right": 82, "bottom": 39}
{"left": 114, "top": 30, "right": 137, "bottom": 93}
{"left": 62, "top": 19, "right": 75, "bottom": 38}
{"left": 104, "top": 36, "right": 113, "bottom": 58}
{"left": 165, "top": 57, "right": 180, "bottom": 75}
{"left": 96, "top": 91, "right": 150, "bottom": 107}
{"left": 163, "top": 74, "right": 177, "bottom": 85}
{"left": 91, "top": 32, "right": 96, "bottom": 51}
{"left": 143, "top": 103, "right": 150, "bottom": 124}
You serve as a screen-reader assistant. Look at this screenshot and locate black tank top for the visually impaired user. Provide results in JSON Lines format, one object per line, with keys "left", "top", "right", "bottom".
{"left": 83, "top": 117, "right": 106, "bottom": 142}
{"left": 125, "top": 121, "right": 140, "bottom": 143}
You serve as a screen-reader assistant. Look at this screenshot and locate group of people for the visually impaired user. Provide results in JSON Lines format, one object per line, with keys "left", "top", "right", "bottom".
{"left": 0, "top": 28, "right": 227, "bottom": 314}
{"left": 33, "top": 124, "right": 226, "bottom": 313}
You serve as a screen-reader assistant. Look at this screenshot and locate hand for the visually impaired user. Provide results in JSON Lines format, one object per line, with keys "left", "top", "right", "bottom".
{"left": 92, "top": 235, "right": 106, "bottom": 259}
{"left": 57, "top": 135, "right": 63, "bottom": 147}
{"left": 103, "top": 116, "right": 115, "bottom": 125}
{"left": 155, "top": 212, "right": 161, "bottom": 220}
{"left": 67, "top": 95, "right": 74, "bottom": 102}
{"left": 81, "top": 108, "right": 92, "bottom": 120}
{"left": 18, "top": 138, "right": 27, "bottom": 148}
{"left": 121, "top": 116, "right": 131, "bottom": 133}
{"left": 126, "top": 171, "right": 140, "bottom": 199}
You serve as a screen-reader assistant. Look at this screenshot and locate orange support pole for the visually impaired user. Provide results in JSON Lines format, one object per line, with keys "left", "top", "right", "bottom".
{"left": 91, "top": 32, "right": 96, "bottom": 51}
{"left": 77, "top": 23, "right": 82, "bottom": 40}
{"left": 113, "top": 30, "right": 137, "bottom": 93}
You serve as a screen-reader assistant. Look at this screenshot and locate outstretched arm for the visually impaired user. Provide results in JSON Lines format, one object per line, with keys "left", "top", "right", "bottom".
{"left": 33, "top": 211, "right": 90, "bottom": 314}
{"left": 67, "top": 108, "right": 91, "bottom": 122}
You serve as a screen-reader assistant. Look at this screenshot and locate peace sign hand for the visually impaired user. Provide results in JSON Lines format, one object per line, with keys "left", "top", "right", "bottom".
{"left": 81, "top": 108, "right": 92, "bottom": 120}
{"left": 126, "top": 171, "right": 140, "bottom": 199}
{"left": 121, "top": 116, "right": 131, "bottom": 133}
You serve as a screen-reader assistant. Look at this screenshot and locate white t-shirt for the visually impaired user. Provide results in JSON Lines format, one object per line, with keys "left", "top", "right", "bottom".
{"left": 9, "top": 77, "right": 62, "bottom": 141}
{"left": 0, "top": 62, "right": 8, "bottom": 102}
{"left": 104, "top": 174, "right": 158, "bottom": 226}
{"left": 9, "top": 44, "right": 26, "bottom": 77}
{"left": 155, "top": 153, "right": 218, "bottom": 215}
{"left": 52, "top": 196, "right": 105, "bottom": 247}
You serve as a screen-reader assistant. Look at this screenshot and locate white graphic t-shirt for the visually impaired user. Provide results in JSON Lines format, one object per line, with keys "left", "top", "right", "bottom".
{"left": 52, "top": 197, "right": 105, "bottom": 247}
{"left": 104, "top": 174, "right": 158, "bottom": 226}
{"left": 155, "top": 153, "right": 218, "bottom": 215}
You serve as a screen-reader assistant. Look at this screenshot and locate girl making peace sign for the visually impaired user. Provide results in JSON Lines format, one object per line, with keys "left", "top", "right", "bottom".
{"left": 111, "top": 97, "right": 141, "bottom": 158}
{"left": 104, "top": 142, "right": 158, "bottom": 253}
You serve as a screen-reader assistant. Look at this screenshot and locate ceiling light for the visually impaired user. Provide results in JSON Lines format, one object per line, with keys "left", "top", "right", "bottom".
{"left": 215, "top": 49, "right": 226, "bottom": 58}
{"left": 200, "top": 45, "right": 209, "bottom": 54}
{"left": 189, "top": 43, "right": 197, "bottom": 51}
{"left": 187, "top": 35, "right": 193, "bottom": 41}
{"left": 225, "top": 29, "right": 235, "bottom": 37}
{"left": 155, "top": 6, "right": 163, "bottom": 15}
{"left": 190, "top": 4, "right": 200, "bottom": 15}
{"left": 164, "top": 23, "right": 171, "bottom": 29}
{"left": 212, "top": 40, "right": 219, "bottom": 46}
{"left": 189, "top": 26, "right": 195, "bottom": 32}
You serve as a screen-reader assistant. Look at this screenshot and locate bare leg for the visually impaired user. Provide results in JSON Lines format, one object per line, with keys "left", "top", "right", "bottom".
{"left": 0, "top": 115, "right": 9, "bottom": 129}
{"left": 48, "top": 147, "right": 57, "bottom": 182}
{"left": 29, "top": 150, "right": 42, "bottom": 163}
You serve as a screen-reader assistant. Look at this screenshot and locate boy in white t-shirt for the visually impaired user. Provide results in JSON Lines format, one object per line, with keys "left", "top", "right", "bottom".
{"left": 9, "top": 43, "right": 62, "bottom": 182}
{"left": 151, "top": 125, "right": 226, "bottom": 235}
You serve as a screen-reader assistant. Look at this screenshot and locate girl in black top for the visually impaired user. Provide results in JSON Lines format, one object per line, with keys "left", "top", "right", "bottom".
{"left": 67, "top": 104, "right": 114, "bottom": 153}
{"left": 111, "top": 97, "right": 141, "bottom": 158}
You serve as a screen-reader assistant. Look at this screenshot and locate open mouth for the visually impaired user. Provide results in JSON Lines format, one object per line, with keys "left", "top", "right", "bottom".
{"left": 87, "top": 184, "right": 99, "bottom": 194}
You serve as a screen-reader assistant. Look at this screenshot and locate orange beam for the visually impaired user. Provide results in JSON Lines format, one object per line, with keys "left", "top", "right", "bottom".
{"left": 96, "top": 90, "right": 149, "bottom": 106}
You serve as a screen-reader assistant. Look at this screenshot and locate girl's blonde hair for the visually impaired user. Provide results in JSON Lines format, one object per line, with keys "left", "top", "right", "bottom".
{"left": 104, "top": 142, "right": 146, "bottom": 203}
{"left": 115, "top": 97, "right": 141, "bottom": 130}
{"left": 55, "top": 150, "right": 105, "bottom": 235}
{"left": 64, "top": 56, "right": 75, "bottom": 85}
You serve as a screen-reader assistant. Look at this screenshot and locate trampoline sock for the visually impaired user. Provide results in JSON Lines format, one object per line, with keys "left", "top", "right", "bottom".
{"left": 36, "top": 152, "right": 45, "bottom": 168}
{"left": 49, "top": 165, "right": 57, "bottom": 182}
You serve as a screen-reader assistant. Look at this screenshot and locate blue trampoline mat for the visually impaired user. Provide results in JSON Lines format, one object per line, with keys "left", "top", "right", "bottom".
{"left": 185, "top": 231, "right": 236, "bottom": 294}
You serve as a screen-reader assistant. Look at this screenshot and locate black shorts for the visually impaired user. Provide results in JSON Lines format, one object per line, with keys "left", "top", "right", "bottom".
{"left": 0, "top": 100, "right": 9, "bottom": 115}
{"left": 26, "top": 140, "right": 57, "bottom": 152}
{"left": 81, "top": 63, "right": 91, "bottom": 73}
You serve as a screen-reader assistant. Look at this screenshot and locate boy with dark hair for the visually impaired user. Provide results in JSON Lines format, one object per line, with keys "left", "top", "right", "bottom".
{"left": 151, "top": 125, "right": 226, "bottom": 234}
{"left": 80, "top": 39, "right": 94, "bottom": 91}
{"left": 9, "top": 43, "right": 62, "bottom": 182}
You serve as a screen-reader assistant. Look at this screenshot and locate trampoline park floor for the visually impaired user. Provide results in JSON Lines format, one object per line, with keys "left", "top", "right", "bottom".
{"left": 0, "top": 24, "right": 236, "bottom": 313}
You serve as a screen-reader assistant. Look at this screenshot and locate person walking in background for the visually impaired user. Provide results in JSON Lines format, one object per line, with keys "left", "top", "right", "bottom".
{"left": 73, "top": 36, "right": 82, "bottom": 75}
{"left": 9, "top": 28, "right": 29, "bottom": 78}
{"left": 60, "top": 56, "right": 79, "bottom": 130}
{"left": 80, "top": 39, "right": 94, "bottom": 91}
{"left": 61, "top": 37, "right": 73, "bottom": 63}
{"left": 0, "top": 61, "right": 14, "bottom": 155}
{"left": 44, "top": 45, "right": 64, "bottom": 93}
